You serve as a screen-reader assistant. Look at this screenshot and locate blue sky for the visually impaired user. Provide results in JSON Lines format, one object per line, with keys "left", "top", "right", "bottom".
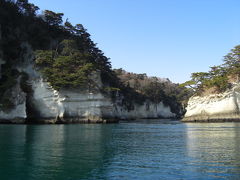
{"left": 29, "top": 0, "right": 240, "bottom": 83}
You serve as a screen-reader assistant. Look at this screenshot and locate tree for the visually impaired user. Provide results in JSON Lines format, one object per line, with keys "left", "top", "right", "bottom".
{"left": 223, "top": 45, "right": 240, "bottom": 79}
{"left": 64, "top": 19, "right": 74, "bottom": 33}
{"left": 74, "top": 24, "right": 87, "bottom": 35}
{"left": 183, "top": 44, "right": 240, "bottom": 94}
{"left": 180, "top": 80, "right": 196, "bottom": 90}
{"left": 16, "top": 0, "right": 39, "bottom": 16}
{"left": 35, "top": 39, "right": 99, "bottom": 90}
{"left": 43, "top": 10, "right": 64, "bottom": 26}
{"left": 191, "top": 72, "right": 210, "bottom": 83}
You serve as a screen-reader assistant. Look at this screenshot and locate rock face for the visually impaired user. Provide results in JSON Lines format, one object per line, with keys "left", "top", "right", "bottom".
{"left": 0, "top": 78, "right": 27, "bottom": 123}
{"left": 0, "top": 42, "right": 176, "bottom": 123}
{"left": 114, "top": 101, "right": 175, "bottom": 120}
{"left": 4, "top": 75, "right": 175, "bottom": 124}
{"left": 182, "top": 84, "right": 240, "bottom": 122}
{"left": 28, "top": 77, "right": 175, "bottom": 123}
{"left": 0, "top": 25, "right": 4, "bottom": 79}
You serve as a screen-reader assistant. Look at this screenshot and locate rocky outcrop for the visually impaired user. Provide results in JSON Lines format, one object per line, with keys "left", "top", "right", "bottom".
{"left": 0, "top": 57, "right": 4, "bottom": 80}
{"left": 0, "top": 42, "right": 176, "bottom": 124}
{"left": 0, "top": 24, "right": 4, "bottom": 79}
{"left": 0, "top": 78, "right": 27, "bottom": 123}
{"left": 29, "top": 76, "right": 115, "bottom": 123}
{"left": 28, "top": 77, "right": 175, "bottom": 123}
{"left": 0, "top": 74, "right": 176, "bottom": 123}
{"left": 182, "top": 84, "right": 240, "bottom": 122}
{"left": 114, "top": 101, "right": 175, "bottom": 120}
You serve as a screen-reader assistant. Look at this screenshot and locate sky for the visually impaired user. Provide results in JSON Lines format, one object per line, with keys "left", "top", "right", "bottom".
{"left": 29, "top": 0, "right": 240, "bottom": 83}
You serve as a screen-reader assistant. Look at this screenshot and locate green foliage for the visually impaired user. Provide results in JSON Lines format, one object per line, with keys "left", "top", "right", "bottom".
{"left": 141, "top": 81, "right": 166, "bottom": 103}
{"left": 180, "top": 80, "right": 196, "bottom": 89}
{"left": 114, "top": 69, "right": 192, "bottom": 115}
{"left": 43, "top": 10, "right": 64, "bottom": 27}
{"left": 191, "top": 72, "right": 210, "bottom": 84}
{"left": 35, "top": 50, "right": 54, "bottom": 67}
{"left": 182, "top": 45, "right": 240, "bottom": 94}
{"left": 0, "top": 0, "right": 187, "bottom": 115}
{"left": 203, "top": 75, "right": 229, "bottom": 92}
{"left": 0, "top": 0, "right": 114, "bottom": 88}
{"left": 35, "top": 40, "right": 97, "bottom": 90}
{"left": 16, "top": 0, "right": 39, "bottom": 16}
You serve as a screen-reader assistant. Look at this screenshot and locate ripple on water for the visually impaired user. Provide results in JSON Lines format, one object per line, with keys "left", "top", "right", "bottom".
{"left": 0, "top": 121, "right": 240, "bottom": 179}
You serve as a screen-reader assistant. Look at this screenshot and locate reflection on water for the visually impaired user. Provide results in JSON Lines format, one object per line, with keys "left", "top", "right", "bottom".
{"left": 0, "top": 124, "right": 115, "bottom": 180}
{"left": 186, "top": 123, "right": 240, "bottom": 179}
{"left": 0, "top": 121, "right": 240, "bottom": 179}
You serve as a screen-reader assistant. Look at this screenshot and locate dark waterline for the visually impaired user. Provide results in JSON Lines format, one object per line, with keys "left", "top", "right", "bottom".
{"left": 0, "top": 119, "right": 240, "bottom": 180}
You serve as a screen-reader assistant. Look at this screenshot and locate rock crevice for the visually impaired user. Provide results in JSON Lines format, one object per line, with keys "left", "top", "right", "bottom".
{"left": 182, "top": 84, "right": 240, "bottom": 122}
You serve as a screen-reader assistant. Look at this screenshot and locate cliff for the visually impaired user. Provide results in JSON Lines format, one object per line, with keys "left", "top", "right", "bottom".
{"left": 0, "top": 71, "right": 176, "bottom": 124}
{"left": 0, "top": 0, "right": 181, "bottom": 123}
{"left": 0, "top": 42, "right": 176, "bottom": 123}
{"left": 182, "top": 83, "right": 240, "bottom": 122}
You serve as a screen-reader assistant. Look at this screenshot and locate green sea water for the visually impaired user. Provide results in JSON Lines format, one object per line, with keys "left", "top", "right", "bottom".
{"left": 0, "top": 120, "right": 240, "bottom": 180}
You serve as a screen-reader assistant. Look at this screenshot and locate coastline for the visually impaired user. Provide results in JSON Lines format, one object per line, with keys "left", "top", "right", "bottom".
{"left": 182, "top": 114, "right": 240, "bottom": 122}
{"left": 0, "top": 117, "right": 180, "bottom": 124}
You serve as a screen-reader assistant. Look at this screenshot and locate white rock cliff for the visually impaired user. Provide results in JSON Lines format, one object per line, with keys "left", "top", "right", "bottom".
{"left": 28, "top": 75, "right": 175, "bottom": 123}
{"left": 0, "top": 43, "right": 176, "bottom": 123}
{"left": 182, "top": 84, "right": 240, "bottom": 122}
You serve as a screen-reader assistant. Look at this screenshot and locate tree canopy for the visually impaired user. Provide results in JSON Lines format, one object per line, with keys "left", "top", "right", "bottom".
{"left": 43, "top": 10, "right": 64, "bottom": 27}
{"left": 115, "top": 69, "right": 192, "bottom": 114}
{"left": 181, "top": 45, "right": 240, "bottom": 94}
{"left": 35, "top": 40, "right": 97, "bottom": 90}
{"left": 0, "top": 0, "right": 186, "bottom": 115}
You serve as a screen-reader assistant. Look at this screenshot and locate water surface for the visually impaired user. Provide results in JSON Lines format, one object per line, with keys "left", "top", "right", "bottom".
{"left": 0, "top": 120, "right": 240, "bottom": 179}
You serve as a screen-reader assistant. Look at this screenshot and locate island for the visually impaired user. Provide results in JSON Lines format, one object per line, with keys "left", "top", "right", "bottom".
{"left": 0, "top": 0, "right": 189, "bottom": 123}
{"left": 182, "top": 45, "right": 240, "bottom": 122}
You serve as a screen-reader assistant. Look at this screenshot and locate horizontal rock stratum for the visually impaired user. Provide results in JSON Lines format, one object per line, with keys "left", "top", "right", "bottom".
{"left": 182, "top": 84, "right": 240, "bottom": 122}
{"left": 0, "top": 44, "right": 176, "bottom": 124}
{"left": 0, "top": 1, "right": 184, "bottom": 123}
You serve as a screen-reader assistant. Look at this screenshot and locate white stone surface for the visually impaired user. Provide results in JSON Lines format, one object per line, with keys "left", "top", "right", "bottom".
{"left": 0, "top": 42, "right": 176, "bottom": 122}
{"left": 31, "top": 78, "right": 64, "bottom": 119}
{"left": 30, "top": 78, "right": 176, "bottom": 121}
{"left": 115, "top": 101, "right": 175, "bottom": 120}
{"left": 184, "top": 84, "right": 240, "bottom": 120}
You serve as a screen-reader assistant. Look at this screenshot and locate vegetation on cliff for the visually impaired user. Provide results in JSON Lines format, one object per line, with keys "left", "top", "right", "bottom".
{"left": 115, "top": 69, "right": 192, "bottom": 114}
{"left": 182, "top": 45, "right": 240, "bottom": 95}
{"left": 0, "top": 0, "right": 115, "bottom": 109}
{"left": 0, "top": 0, "right": 189, "bottom": 115}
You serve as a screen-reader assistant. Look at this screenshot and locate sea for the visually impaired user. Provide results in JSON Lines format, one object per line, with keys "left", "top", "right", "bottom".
{"left": 0, "top": 119, "right": 240, "bottom": 180}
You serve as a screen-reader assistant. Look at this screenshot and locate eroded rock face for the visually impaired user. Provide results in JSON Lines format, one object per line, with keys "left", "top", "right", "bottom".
{"left": 29, "top": 77, "right": 114, "bottom": 123}
{"left": 0, "top": 58, "right": 4, "bottom": 80}
{"left": 0, "top": 78, "right": 26, "bottom": 123}
{"left": 0, "top": 25, "right": 4, "bottom": 79}
{"left": 0, "top": 42, "right": 176, "bottom": 123}
{"left": 182, "top": 84, "right": 240, "bottom": 122}
{"left": 29, "top": 77, "right": 176, "bottom": 123}
{"left": 29, "top": 77, "right": 64, "bottom": 123}
{"left": 114, "top": 101, "right": 175, "bottom": 120}
{"left": 0, "top": 77, "right": 176, "bottom": 123}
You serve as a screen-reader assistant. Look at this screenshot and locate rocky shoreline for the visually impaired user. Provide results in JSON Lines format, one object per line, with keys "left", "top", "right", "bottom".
{"left": 182, "top": 114, "right": 240, "bottom": 122}
{"left": 182, "top": 84, "right": 240, "bottom": 122}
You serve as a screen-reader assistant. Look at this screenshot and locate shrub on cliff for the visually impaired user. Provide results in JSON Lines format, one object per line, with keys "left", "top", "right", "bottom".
{"left": 114, "top": 69, "right": 192, "bottom": 115}
{"left": 182, "top": 45, "right": 240, "bottom": 95}
{"left": 35, "top": 40, "right": 97, "bottom": 90}
{"left": 0, "top": 0, "right": 185, "bottom": 115}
